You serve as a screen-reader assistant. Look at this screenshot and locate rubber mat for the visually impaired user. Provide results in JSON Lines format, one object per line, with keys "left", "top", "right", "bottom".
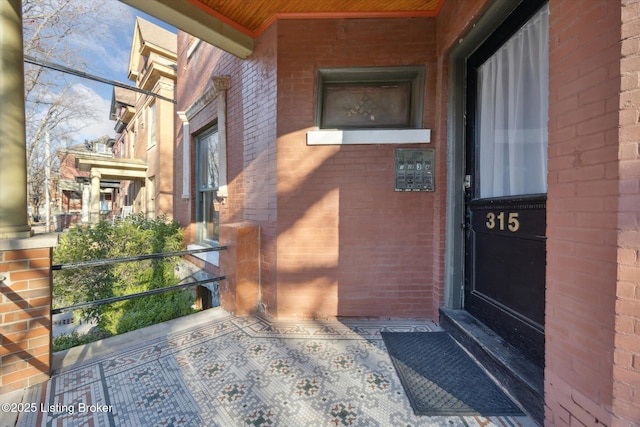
{"left": 381, "top": 331, "right": 523, "bottom": 416}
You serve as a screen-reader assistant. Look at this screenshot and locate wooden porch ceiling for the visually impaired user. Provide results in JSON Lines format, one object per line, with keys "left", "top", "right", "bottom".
{"left": 120, "top": 0, "right": 445, "bottom": 58}
{"left": 188, "top": 0, "right": 445, "bottom": 35}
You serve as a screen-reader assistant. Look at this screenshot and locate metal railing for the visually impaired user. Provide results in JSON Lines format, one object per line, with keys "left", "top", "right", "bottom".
{"left": 51, "top": 246, "right": 227, "bottom": 315}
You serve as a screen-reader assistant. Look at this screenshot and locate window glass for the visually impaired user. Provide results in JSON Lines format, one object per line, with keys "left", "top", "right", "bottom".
{"left": 317, "top": 66, "right": 424, "bottom": 129}
{"left": 148, "top": 102, "right": 156, "bottom": 148}
{"left": 196, "top": 127, "right": 219, "bottom": 244}
{"left": 477, "top": 5, "right": 549, "bottom": 198}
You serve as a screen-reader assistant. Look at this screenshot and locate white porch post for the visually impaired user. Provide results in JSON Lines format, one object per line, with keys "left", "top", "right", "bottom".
{"left": 89, "top": 170, "right": 101, "bottom": 224}
{"left": 81, "top": 184, "right": 90, "bottom": 222}
{"left": 0, "top": 0, "right": 32, "bottom": 238}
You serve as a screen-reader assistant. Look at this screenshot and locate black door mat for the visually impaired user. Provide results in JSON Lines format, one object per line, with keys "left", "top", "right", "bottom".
{"left": 381, "top": 331, "right": 523, "bottom": 417}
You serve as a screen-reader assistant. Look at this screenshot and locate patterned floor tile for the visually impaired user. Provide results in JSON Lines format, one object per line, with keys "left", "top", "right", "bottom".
{"left": 17, "top": 309, "right": 538, "bottom": 427}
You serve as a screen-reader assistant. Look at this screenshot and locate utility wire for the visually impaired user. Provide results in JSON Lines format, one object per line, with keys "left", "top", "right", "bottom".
{"left": 24, "top": 55, "right": 176, "bottom": 104}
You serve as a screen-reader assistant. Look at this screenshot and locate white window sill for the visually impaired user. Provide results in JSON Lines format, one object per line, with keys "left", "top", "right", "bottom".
{"left": 188, "top": 243, "right": 219, "bottom": 266}
{"left": 306, "top": 129, "right": 431, "bottom": 146}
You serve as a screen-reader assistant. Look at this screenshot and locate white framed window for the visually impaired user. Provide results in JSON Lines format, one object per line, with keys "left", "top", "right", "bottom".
{"left": 196, "top": 126, "right": 220, "bottom": 244}
{"left": 178, "top": 76, "right": 230, "bottom": 200}
{"left": 148, "top": 102, "right": 156, "bottom": 148}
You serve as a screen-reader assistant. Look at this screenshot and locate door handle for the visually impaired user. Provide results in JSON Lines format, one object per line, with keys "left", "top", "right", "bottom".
{"left": 463, "top": 175, "right": 472, "bottom": 190}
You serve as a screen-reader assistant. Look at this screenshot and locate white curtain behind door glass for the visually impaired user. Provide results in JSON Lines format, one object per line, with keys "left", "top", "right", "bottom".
{"left": 477, "top": 5, "right": 549, "bottom": 198}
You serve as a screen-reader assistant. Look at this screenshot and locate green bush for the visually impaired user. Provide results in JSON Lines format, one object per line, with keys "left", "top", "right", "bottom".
{"left": 53, "top": 215, "right": 195, "bottom": 351}
{"left": 102, "top": 290, "right": 196, "bottom": 335}
{"left": 53, "top": 330, "right": 112, "bottom": 352}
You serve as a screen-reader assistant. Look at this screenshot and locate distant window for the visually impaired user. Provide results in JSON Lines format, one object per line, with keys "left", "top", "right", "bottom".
{"left": 317, "top": 66, "right": 425, "bottom": 129}
{"left": 196, "top": 126, "right": 219, "bottom": 244}
{"left": 148, "top": 102, "right": 156, "bottom": 148}
{"left": 69, "top": 192, "right": 81, "bottom": 204}
{"left": 95, "top": 143, "right": 108, "bottom": 154}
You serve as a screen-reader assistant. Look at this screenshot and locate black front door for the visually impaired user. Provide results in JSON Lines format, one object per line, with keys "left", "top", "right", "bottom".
{"left": 464, "top": 2, "right": 548, "bottom": 367}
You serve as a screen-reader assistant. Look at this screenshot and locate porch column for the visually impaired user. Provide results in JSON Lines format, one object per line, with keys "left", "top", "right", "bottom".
{"left": 81, "top": 184, "right": 89, "bottom": 222}
{"left": 0, "top": 0, "right": 31, "bottom": 239}
{"left": 89, "top": 170, "right": 101, "bottom": 224}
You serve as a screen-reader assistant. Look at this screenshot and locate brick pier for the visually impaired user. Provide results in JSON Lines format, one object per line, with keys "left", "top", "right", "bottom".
{"left": 0, "top": 235, "right": 57, "bottom": 395}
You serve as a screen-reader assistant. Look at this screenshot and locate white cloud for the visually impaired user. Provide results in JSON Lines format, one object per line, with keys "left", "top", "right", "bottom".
{"left": 62, "top": 0, "right": 137, "bottom": 78}
{"left": 25, "top": 0, "right": 178, "bottom": 150}
{"left": 68, "top": 84, "right": 115, "bottom": 143}
{"left": 60, "top": 2, "right": 143, "bottom": 143}
{"left": 62, "top": 2, "right": 177, "bottom": 145}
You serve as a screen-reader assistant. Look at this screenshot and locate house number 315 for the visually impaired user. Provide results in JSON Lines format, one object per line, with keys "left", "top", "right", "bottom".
{"left": 486, "top": 212, "right": 520, "bottom": 232}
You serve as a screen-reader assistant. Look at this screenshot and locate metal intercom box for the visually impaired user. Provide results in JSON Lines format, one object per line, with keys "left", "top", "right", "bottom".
{"left": 394, "top": 148, "right": 435, "bottom": 192}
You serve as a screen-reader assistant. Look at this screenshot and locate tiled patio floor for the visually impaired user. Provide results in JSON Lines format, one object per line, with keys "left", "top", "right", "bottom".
{"left": 14, "top": 308, "right": 537, "bottom": 426}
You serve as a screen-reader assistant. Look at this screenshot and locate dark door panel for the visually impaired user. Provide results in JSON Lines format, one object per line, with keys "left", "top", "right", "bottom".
{"left": 465, "top": 196, "right": 546, "bottom": 365}
{"left": 464, "top": 196, "right": 546, "bottom": 366}
{"left": 473, "top": 232, "right": 545, "bottom": 325}
{"left": 463, "top": 0, "right": 549, "bottom": 368}
{"left": 468, "top": 196, "right": 546, "bottom": 327}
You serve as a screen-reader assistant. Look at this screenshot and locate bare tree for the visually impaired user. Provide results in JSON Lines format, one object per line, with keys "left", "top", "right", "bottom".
{"left": 22, "top": 0, "right": 127, "bottom": 222}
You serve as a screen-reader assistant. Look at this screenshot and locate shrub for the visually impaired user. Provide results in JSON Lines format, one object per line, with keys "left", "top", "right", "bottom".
{"left": 102, "top": 290, "right": 196, "bottom": 335}
{"left": 53, "top": 330, "right": 112, "bottom": 352}
{"left": 53, "top": 215, "right": 194, "bottom": 351}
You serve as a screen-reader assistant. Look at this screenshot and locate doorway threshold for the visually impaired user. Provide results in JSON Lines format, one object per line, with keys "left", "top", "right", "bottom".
{"left": 439, "top": 308, "right": 544, "bottom": 425}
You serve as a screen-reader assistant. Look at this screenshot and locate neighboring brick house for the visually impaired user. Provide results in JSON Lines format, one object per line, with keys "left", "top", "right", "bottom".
{"left": 56, "top": 136, "right": 117, "bottom": 225}
{"left": 109, "top": 17, "right": 177, "bottom": 219}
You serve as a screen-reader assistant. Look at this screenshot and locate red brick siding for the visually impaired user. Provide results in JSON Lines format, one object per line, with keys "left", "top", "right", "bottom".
{"left": 58, "top": 152, "right": 87, "bottom": 181}
{"left": 436, "top": 0, "right": 492, "bottom": 53}
{"left": 178, "top": 18, "right": 446, "bottom": 319}
{"left": 238, "top": 26, "right": 279, "bottom": 312}
{"left": 0, "top": 248, "right": 52, "bottom": 394}
{"left": 275, "top": 18, "right": 438, "bottom": 318}
{"left": 614, "top": 2, "right": 640, "bottom": 424}
{"left": 545, "top": 0, "right": 621, "bottom": 425}
{"left": 175, "top": 27, "right": 278, "bottom": 296}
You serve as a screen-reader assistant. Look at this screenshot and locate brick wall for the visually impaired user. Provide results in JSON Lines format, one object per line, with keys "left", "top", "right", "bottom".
{"left": 57, "top": 152, "right": 88, "bottom": 181}
{"left": 0, "top": 238, "right": 55, "bottom": 394}
{"left": 545, "top": 0, "right": 621, "bottom": 425}
{"left": 177, "top": 18, "right": 447, "bottom": 320}
{"left": 175, "top": 27, "right": 278, "bottom": 304}
{"left": 614, "top": 1, "right": 640, "bottom": 424}
{"left": 275, "top": 18, "right": 438, "bottom": 318}
{"left": 238, "top": 26, "right": 278, "bottom": 313}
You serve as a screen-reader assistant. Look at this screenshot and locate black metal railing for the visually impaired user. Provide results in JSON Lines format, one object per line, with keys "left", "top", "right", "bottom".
{"left": 51, "top": 246, "right": 227, "bottom": 315}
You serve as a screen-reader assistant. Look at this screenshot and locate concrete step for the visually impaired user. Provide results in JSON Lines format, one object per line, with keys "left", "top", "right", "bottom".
{"left": 439, "top": 308, "right": 544, "bottom": 425}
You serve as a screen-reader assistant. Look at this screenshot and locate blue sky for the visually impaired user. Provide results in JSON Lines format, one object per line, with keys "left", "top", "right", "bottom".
{"left": 64, "top": 1, "right": 176, "bottom": 143}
